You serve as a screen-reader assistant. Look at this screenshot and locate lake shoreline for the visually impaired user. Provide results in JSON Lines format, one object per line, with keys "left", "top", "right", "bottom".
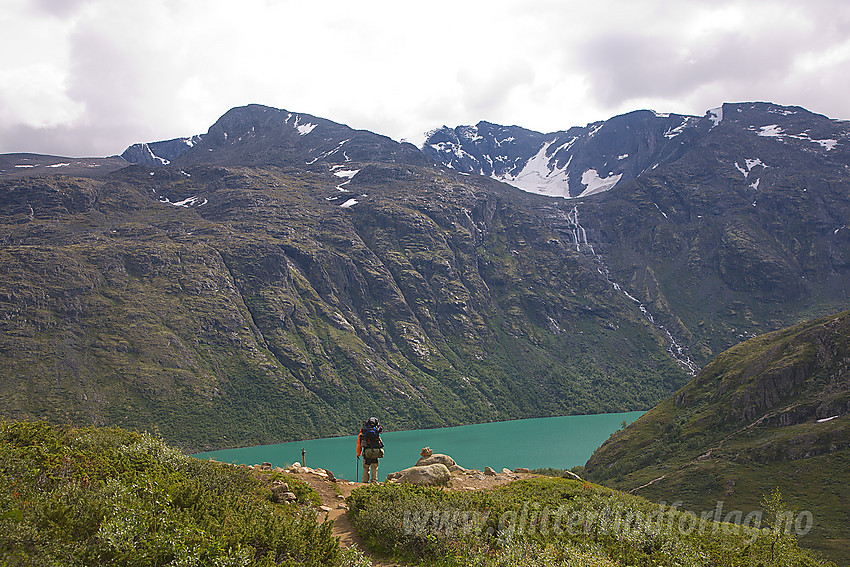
{"left": 195, "top": 411, "right": 645, "bottom": 482}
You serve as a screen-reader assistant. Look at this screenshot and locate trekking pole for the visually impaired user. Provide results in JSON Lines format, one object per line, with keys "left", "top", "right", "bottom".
{"left": 356, "top": 456, "right": 360, "bottom": 482}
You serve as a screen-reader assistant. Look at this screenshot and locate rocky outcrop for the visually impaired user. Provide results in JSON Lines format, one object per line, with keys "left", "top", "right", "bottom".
{"left": 414, "top": 453, "right": 459, "bottom": 469}
{"left": 386, "top": 463, "right": 451, "bottom": 485}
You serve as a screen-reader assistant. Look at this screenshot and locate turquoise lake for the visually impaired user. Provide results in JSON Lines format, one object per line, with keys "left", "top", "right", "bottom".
{"left": 195, "top": 411, "right": 644, "bottom": 482}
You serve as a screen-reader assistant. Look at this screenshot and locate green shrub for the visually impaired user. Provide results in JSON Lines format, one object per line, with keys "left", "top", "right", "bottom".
{"left": 348, "top": 476, "right": 835, "bottom": 566}
{"left": 0, "top": 420, "right": 341, "bottom": 567}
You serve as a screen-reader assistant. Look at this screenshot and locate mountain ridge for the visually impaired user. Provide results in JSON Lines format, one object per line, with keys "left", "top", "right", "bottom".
{"left": 1, "top": 100, "right": 848, "bottom": 456}
{"left": 422, "top": 102, "right": 848, "bottom": 199}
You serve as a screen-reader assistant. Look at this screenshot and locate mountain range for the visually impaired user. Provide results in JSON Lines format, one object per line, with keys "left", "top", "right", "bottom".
{"left": 0, "top": 101, "right": 848, "bottom": 453}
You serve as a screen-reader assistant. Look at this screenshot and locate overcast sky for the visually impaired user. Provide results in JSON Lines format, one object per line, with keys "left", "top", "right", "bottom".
{"left": 2, "top": 0, "right": 849, "bottom": 157}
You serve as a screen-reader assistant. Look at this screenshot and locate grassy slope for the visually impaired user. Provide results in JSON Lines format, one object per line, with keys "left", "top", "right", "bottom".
{"left": 584, "top": 311, "right": 850, "bottom": 564}
{"left": 0, "top": 420, "right": 353, "bottom": 567}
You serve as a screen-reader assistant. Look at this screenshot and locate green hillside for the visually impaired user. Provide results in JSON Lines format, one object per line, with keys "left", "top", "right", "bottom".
{"left": 584, "top": 311, "right": 850, "bottom": 563}
{"left": 0, "top": 420, "right": 834, "bottom": 567}
{"left": 0, "top": 420, "right": 352, "bottom": 566}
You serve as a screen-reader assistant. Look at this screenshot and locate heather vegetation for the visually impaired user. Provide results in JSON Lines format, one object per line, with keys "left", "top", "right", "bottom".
{"left": 346, "top": 477, "right": 834, "bottom": 566}
{"left": 0, "top": 420, "right": 348, "bottom": 566}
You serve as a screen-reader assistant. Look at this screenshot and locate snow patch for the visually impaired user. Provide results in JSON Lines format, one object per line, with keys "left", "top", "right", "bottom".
{"left": 333, "top": 169, "right": 360, "bottom": 179}
{"left": 758, "top": 124, "right": 784, "bottom": 137}
{"left": 339, "top": 198, "right": 358, "bottom": 208}
{"left": 708, "top": 107, "right": 723, "bottom": 127}
{"left": 736, "top": 158, "right": 767, "bottom": 179}
{"left": 813, "top": 138, "right": 838, "bottom": 150}
{"left": 664, "top": 117, "right": 691, "bottom": 138}
{"left": 618, "top": 154, "right": 629, "bottom": 160}
{"left": 745, "top": 158, "right": 766, "bottom": 170}
{"left": 577, "top": 169, "right": 622, "bottom": 197}
{"left": 497, "top": 141, "right": 572, "bottom": 198}
{"left": 753, "top": 125, "right": 837, "bottom": 150}
{"left": 47, "top": 163, "right": 70, "bottom": 168}
{"left": 14, "top": 164, "right": 36, "bottom": 168}
{"left": 768, "top": 107, "right": 796, "bottom": 116}
{"left": 750, "top": 178, "right": 760, "bottom": 190}
{"left": 297, "top": 122, "right": 317, "bottom": 136}
{"left": 161, "top": 196, "right": 207, "bottom": 207}
{"left": 817, "top": 415, "right": 840, "bottom": 423}
{"left": 460, "top": 125, "right": 483, "bottom": 142}
{"left": 306, "top": 139, "right": 349, "bottom": 165}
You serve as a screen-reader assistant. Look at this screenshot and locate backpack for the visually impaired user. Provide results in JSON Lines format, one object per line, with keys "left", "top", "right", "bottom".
{"left": 361, "top": 423, "right": 384, "bottom": 459}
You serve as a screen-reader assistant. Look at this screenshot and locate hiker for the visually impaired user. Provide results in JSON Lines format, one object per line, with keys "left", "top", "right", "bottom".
{"left": 357, "top": 416, "right": 384, "bottom": 483}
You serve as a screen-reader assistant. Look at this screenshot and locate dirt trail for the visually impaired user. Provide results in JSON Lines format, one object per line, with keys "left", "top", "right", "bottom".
{"left": 289, "top": 471, "right": 399, "bottom": 567}
{"left": 287, "top": 468, "right": 535, "bottom": 567}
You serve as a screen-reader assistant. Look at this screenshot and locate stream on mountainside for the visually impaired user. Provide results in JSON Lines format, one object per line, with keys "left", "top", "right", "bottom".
{"left": 195, "top": 411, "right": 644, "bottom": 481}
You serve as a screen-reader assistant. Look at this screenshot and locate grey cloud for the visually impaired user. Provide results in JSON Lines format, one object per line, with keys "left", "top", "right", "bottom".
{"left": 0, "top": 122, "right": 121, "bottom": 157}
{"left": 34, "top": 0, "right": 92, "bottom": 18}
{"left": 458, "top": 63, "right": 536, "bottom": 119}
{"left": 576, "top": 31, "right": 792, "bottom": 108}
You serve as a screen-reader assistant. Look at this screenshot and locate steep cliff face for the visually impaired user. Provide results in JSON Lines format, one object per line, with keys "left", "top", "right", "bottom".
{"left": 0, "top": 161, "right": 686, "bottom": 452}
{"left": 584, "top": 312, "right": 850, "bottom": 561}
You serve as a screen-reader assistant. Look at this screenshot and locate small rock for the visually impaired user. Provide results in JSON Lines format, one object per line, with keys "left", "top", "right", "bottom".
{"left": 420, "top": 446, "right": 433, "bottom": 458}
{"left": 275, "top": 491, "right": 297, "bottom": 503}
{"left": 323, "top": 469, "right": 336, "bottom": 482}
{"left": 319, "top": 505, "right": 332, "bottom": 513}
{"left": 337, "top": 503, "right": 347, "bottom": 509}
{"left": 514, "top": 467, "right": 530, "bottom": 474}
{"left": 273, "top": 466, "right": 284, "bottom": 473}
{"left": 501, "top": 468, "right": 512, "bottom": 475}
{"left": 484, "top": 466, "right": 497, "bottom": 476}
{"left": 562, "top": 470, "right": 582, "bottom": 481}
{"left": 261, "top": 462, "right": 273, "bottom": 470}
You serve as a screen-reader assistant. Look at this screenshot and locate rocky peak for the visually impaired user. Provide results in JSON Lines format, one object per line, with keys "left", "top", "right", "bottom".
{"left": 422, "top": 102, "right": 850, "bottom": 199}
{"left": 122, "top": 104, "right": 429, "bottom": 169}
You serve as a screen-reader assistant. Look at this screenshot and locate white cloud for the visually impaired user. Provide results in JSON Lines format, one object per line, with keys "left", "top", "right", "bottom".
{"left": 1, "top": 0, "right": 849, "bottom": 156}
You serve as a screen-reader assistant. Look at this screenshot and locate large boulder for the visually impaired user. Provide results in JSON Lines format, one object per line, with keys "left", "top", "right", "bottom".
{"left": 387, "top": 463, "right": 451, "bottom": 485}
{"left": 415, "top": 453, "right": 456, "bottom": 468}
